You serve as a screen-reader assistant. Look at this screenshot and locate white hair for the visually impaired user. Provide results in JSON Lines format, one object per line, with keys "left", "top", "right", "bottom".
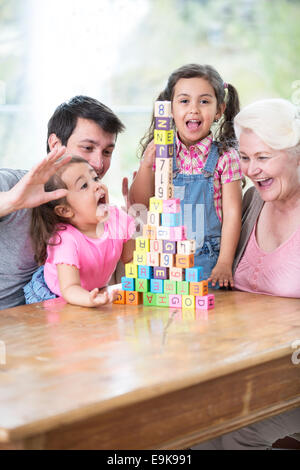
{"left": 234, "top": 98, "right": 300, "bottom": 151}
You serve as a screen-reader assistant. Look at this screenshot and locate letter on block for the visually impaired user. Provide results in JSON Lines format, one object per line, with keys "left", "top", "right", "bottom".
{"left": 135, "top": 237, "right": 150, "bottom": 253}
{"left": 138, "top": 265, "right": 153, "bottom": 279}
{"left": 162, "top": 240, "right": 176, "bottom": 254}
{"left": 182, "top": 295, "right": 195, "bottom": 309}
{"left": 126, "top": 291, "right": 142, "bottom": 305}
{"left": 156, "top": 294, "right": 169, "bottom": 307}
{"left": 185, "top": 267, "right": 204, "bottom": 283}
{"left": 160, "top": 253, "right": 175, "bottom": 268}
{"left": 136, "top": 278, "right": 149, "bottom": 293}
{"left": 169, "top": 267, "right": 184, "bottom": 282}
{"left": 154, "top": 101, "right": 172, "bottom": 117}
{"left": 164, "top": 280, "right": 177, "bottom": 295}
{"left": 147, "top": 211, "right": 160, "bottom": 226}
{"left": 177, "top": 281, "right": 189, "bottom": 295}
{"left": 150, "top": 239, "right": 163, "bottom": 253}
{"left": 113, "top": 291, "right": 125, "bottom": 304}
{"left": 155, "top": 170, "right": 172, "bottom": 187}
{"left": 155, "top": 117, "right": 172, "bottom": 130}
{"left": 157, "top": 226, "right": 171, "bottom": 240}
{"left": 195, "top": 294, "right": 214, "bottom": 310}
{"left": 177, "top": 240, "right": 196, "bottom": 255}
{"left": 150, "top": 279, "right": 164, "bottom": 293}
{"left": 121, "top": 276, "right": 135, "bottom": 291}
{"left": 143, "top": 292, "right": 157, "bottom": 306}
{"left": 125, "top": 263, "right": 138, "bottom": 278}
{"left": 149, "top": 197, "right": 163, "bottom": 213}
{"left": 155, "top": 144, "right": 174, "bottom": 158}
{"left": 163, "top": 198, "right": 181, "bottom": 214}
{"left": 175, "top": 254, "right": 194, "bottom": 268}
{"left": 155, "top": 184, "right": 174, "bottom": 200}
{"left": 189, "top": 281, "right": 208, "bottom": 297}
{"left": 147, "top": 252, "right": 160, "bottom": 266}
{"left": 154, "top": 130, "right": 174, "bottom": 146}
{"left": 133, "top": 251, "right": 147, "bottom": 266}
{"left": 169, "top": 295, "right": 182, "bottom": 308}
{"left": 153, "top": 266, "right": 168, "bottom": 280}
{"left": 143, "top": 224, "right": 157, "bottom": 239}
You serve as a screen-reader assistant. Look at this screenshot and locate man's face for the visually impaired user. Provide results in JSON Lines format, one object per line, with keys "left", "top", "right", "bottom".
{"left": 64, "top": 118, "right": 117, "bottom": 178}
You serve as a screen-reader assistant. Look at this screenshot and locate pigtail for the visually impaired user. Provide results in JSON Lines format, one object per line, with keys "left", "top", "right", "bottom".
{"left": 217, "top": 83, "right": 240, "bottom": 153}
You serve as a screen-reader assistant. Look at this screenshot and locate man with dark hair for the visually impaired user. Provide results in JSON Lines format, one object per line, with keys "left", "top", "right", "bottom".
{"left": 0, "top": 96, "right": 125, "bottom": 310}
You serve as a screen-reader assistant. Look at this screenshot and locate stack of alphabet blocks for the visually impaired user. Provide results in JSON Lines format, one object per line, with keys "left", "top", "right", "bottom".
{"left": 114, "top": 101, "right": 214, "bottom": 311}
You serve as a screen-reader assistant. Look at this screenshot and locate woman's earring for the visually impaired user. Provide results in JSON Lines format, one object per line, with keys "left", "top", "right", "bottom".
{"left": 214, "top": 118, "right": 219, "bottom": 123}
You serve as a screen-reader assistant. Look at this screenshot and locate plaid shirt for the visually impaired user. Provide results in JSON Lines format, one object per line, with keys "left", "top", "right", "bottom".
{"left": 176, "top": 133, "right": 242, "bottom": 222}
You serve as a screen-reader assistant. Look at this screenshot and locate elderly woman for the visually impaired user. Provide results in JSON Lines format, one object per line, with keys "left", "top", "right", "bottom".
{"left": 193, "top": 98, "right": 300, "bottom": 450}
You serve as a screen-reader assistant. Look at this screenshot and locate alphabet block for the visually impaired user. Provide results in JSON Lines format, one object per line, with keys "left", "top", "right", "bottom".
{"left": 170, "top": 226, "right": 187, "bottom": 241}
{"left": 161, "top": 213, "right": 181, "bottom": 227}
{"left": 156, "top": 226, "right": 171, "bottom": 240}
{"left": 138, "top": 265, "right": 153, "bottom": 279}
{"left": 156, "top": 294, "right": 169, "bottom": 307}
{"left": 147, "top": 252, "right": 160, "bottom": 266}
{"left": 149, "top": 197, "right": 163, "bottom": 213}
{"left": 177, "top": 240, "right": 196, "bottom": 255}
{"left": 133, "top": 251, "right": 147, "bottom": 266}
{"left": 156, "top": 158, "right": 173, "bottom": 174}
{"left": 195, "top": 294, "right": 215, "bottom": 310}
{"left": 176, "top": 281, "right": 190, "bottom": 295}
{"left": 160, "top": 253, "right": 175, "bottom": 268}
{"left": 164, "top": 280, "right": 177, "bottom": 295}
{"left": 169, "top": 267, "right": 184, "bottom": 282}
{"left": 155, "top": 144, "right": 174, "bottom": 158}
{"left": 135, "top": 237, "right": 150, "bottom": 253}
{"left": 155, "top": 117, "right": 172, "bottom": 130}
{"left": 154, "top": 101, "right": 172, "bottom": 117}
{"left": 143, "top": 292, "right": 157, "bottom": 306}
{"left": 126, "top": 291, "right": 142, "bottom": 305}
{"left": 175, "top": 254, "right": 194, "bottom": 268}
{"left": 135, "top": 278, "right": 149, "bottom": 293}
{"left": 182, "top": 295, "right": 195, "bottom": 309}
{"left": 142, "top": 224, "right": 157, "bottom": 239}
{"left": 150, "top": 239, "right": 163, "bottom": 253}
{"left": 150, "top": 279, "right": 164, "bottom": 293}
{"left": 121, "top": 277, "right": 135, "bottom": 291}
{"left": 125, "top": 263, "right": 138, "bottom": 278}
{"left": 155, "top": 170, "right": 172, "bottom": 187}
{"left": 113, "top": 290, "right": 125, "bottom": 304}
{"left": 162, "top": 240, "right": 176, "bottom": 254}
{"left": 169, "top": 295, "right": 182, "bottom": 308}
{"left": 153, "top": 266, "right": 168, "bottom": 280}
{"left": 147, "top": 211, "right": 160, "bottom": 226}
{"left": 185, "top": 267, "right": 204, "bottom": 283}
{"left": 189, "top": 281, "right": 208, "bottom": 297}
{"left": 155, "top": 184, "right": 174, "bottom": 200}
{"left": 163, "top": 198, "right": 181, "bottom": 214}
{"left": 154, "top": 129, "right": 174, "bottom": 146}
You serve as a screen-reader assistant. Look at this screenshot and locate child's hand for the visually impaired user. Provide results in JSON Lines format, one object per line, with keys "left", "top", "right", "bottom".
{"left": 207, "top": 262, "right": 234, "bottom": 288}
{"left": 142, "top": 140, "right": 156, "bottom": 169}
{"left": 89, "top": 287, "right": 119, "bottom": 307}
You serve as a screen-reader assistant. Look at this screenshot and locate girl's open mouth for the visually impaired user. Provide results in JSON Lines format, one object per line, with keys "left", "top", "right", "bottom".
{"left": 97, "top": 194, "right": 106, "bottom": 205}
{"left": 186, "top": 120, "right": 201, "bottom": 130}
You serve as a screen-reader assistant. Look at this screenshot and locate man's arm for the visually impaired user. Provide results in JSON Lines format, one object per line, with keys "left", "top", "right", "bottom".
{"left": 0, "top": 146, "right": 70, "bottom": 218}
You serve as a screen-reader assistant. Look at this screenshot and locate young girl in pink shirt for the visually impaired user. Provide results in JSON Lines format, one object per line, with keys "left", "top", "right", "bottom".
{"left": 129, "top": 64, "right": 242, "bottom": 287}
{"left": 30, "top": 156, "right": 135, "bottom": 307}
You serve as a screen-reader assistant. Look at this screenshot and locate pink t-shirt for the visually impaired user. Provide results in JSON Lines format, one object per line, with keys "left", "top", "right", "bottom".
{"left": 234, "top": 222, "right": 300, "bottom": 298}
{"left": 44, "top": 206, "right": 135, "bottom": 296}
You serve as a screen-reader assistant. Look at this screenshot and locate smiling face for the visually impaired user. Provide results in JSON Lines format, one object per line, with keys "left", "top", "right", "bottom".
{"left": 57, "top": 161, "right": 109, "bottom": 231}
{"left": 239, "top": 130, "right": 300, "bottom": 202}
{"left": 172, "top": 77, "right": 225, "bottom": 148}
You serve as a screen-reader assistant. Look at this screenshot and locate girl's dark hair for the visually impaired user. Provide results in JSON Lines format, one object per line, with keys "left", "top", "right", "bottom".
{"left": 30, "top": 156, "right": 88, "bottom": 265}
{"left": 139, "top": 63, "right": 240, "bottom": 156}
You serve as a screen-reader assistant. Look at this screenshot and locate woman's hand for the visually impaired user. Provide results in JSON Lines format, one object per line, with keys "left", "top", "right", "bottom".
{"left": 142, "top": 140, "right": 156, "bottom": 169}
{"left": 207, "top": 262, "right": 234, "bottom": 288}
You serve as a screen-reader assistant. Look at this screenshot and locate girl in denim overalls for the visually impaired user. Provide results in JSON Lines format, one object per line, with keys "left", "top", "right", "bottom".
{"left": 130, "top": 64, "right": 242, "bottom": 287}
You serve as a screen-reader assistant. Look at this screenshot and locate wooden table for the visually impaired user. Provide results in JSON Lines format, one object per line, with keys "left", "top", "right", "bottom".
{"left": 0, "top": 290, "right": 299, "bottom": 450}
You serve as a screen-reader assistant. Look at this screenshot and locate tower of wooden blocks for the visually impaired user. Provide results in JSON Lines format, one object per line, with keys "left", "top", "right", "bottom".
{"left": 115, "top": 101, "right": 214, "bottom": 311}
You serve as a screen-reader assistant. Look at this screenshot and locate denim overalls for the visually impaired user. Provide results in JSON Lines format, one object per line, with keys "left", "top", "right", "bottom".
{"left": 172, "top": 141, "right": 221, "bottom": 280}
